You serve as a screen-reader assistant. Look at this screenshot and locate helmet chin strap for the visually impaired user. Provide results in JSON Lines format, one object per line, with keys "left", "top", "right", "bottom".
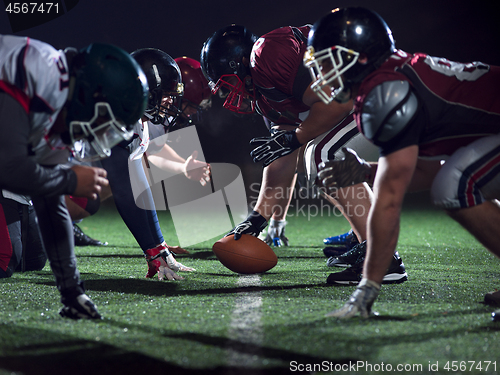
{"left": 334, "top": 87, "right": 352, "bottom": 104}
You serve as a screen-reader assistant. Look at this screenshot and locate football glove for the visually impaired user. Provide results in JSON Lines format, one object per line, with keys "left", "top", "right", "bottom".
{"left": 250, "top": 129, "right": 302, "bottom": 167}
{"left": 325, "top": 278, "right": 380, "bottom": 319}
{"left": 158, "top": 266, "right": 185, "bottom": 281}
{"left": 264, "top": 218, "right": 289, "bottom": 247}
{"left": 226, "top": 211, "right": 268, "bottom": 240}
{"left": 59, "top": 294, "right": 102, "bottom": 320}
{"left": 145, "top": 244, "right": 195, "bottom": 280}
{"left": 317, "top": 147, "right": 373, "bottom": 190}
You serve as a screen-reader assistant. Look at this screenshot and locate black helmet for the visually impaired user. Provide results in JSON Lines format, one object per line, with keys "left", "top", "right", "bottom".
{"left": 131, "top": 48, "right": 184, "bottom": 126}
{"left": 200, "top": 24, "right": 258, "bottom": 113}
{"left": 66, "top": 43, "right": 149, "bottom": 161}
{"left": 304, "top": 7, "right": 396, "bottom": 103}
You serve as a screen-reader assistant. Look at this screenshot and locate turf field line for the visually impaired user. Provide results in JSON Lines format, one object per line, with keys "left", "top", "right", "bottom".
{"left": 226, "top": 275, "right": 264, "bottom": 367}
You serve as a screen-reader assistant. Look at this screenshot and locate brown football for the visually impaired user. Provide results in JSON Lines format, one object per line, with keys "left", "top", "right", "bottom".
{"left": 212, "top": 234, "right": 278, "bottom": 274}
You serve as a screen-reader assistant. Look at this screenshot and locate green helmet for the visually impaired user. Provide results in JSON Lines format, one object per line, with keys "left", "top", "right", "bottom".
{"left": 65, "top": 43, "right": 149, "bottom": 161}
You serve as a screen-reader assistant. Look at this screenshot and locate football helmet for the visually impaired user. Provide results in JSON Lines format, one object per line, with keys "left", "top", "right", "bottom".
{"left": 200, "top": 24, "right": 258, "bottom": 114}
{"left": 131, "top": 48, "right": 184, "bottom": 127}
{"left": 174, "top": 56, "right": 212, "bottom": 126}
{"left": 304, "top": 7, "right": 396, "bottom": 104}
{"left": 65, "top": 43, "right": 149, "bottom": 161}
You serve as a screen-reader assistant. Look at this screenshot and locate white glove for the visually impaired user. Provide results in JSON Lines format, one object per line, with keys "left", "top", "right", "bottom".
{"left": 158, "top": 266, "right": 184, "bottom": 281}
{"left": 159, "top": 251, "right": 196, "bottom": 272}
{"left": 326, "top": 279, "right": 380, "bottom": 319}
{"left": 318, "top": 147, "right": 373, "bottom": 190}
{"left": 264, "top": 219, "right": 289, "bottom": 247}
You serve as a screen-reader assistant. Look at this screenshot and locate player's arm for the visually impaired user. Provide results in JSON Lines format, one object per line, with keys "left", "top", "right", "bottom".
{"left": 0, "top": 93, "right": 77, "bottom": 197}
{"left": 147, "top": 144, "right": 210, "bottom": 184}
{"left": 364, "top": 145, "right": 418, "bottom": 283}
{"left": 295, "top": 85, "right": 353, "bottom": 144}
{"left": 147, "top": 144, "right": 187, "bottom": 174}
{"left": 250, "top": 84, "right": 353, "bottom": 167}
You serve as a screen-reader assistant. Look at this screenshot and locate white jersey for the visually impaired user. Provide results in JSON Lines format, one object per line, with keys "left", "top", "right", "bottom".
{"left": 0, "top": 35, "right": 70, "bottom": 163}
{"left": 129, "top": 119, "right": 168, "bottom": 160}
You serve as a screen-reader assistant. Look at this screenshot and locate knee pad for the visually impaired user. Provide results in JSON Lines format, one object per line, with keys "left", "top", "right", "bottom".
{"left": 431, "top": 135, "right": 500, "bottom": 209}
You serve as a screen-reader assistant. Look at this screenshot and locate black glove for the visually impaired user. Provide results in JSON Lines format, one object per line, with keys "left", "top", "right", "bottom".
{"left": 317, "top": 147, "right": 373, "bottom": 190}
{"left": 225, "top": 211, "right": 268, "bottom": 240}
{"left": 250, "top": 129, "right": 302, "bottom": 167}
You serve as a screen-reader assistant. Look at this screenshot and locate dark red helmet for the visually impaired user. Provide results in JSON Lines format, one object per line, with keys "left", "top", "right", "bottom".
{"left": 174, "top": 56, "right": 212, "bottom": 126}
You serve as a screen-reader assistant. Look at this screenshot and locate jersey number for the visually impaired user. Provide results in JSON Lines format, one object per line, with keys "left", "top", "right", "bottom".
{"left": 424, "top": 55, "right": 489, "bottom": 82}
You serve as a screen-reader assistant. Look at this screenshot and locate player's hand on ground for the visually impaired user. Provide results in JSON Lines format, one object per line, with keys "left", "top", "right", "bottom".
{"left": 71, "top": 165, "right": 109, "bottom": 200}
{"left": 158, "top": 266, "right": 184, "bottom": 281}
{"left": 184, "top": 150, "right": 211, "bottom": 186}
{"left": 325, "top": 279, "right": 380, "bottom": 319}
{"left": 226, "top": 213, "right": 267, "bottom": 241}
{"left": 317, "top": 147, "right": 372, "bottom": 191}
{"left": 264, "top": 219, "right": 289, "bottom": 247}
{"left": 159, "top": 250, "right": 196, "bottom": 272}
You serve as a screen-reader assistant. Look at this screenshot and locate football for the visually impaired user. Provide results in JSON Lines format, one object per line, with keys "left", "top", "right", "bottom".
{"left": 212, "top": 234, "right": 278, "bottom": 274}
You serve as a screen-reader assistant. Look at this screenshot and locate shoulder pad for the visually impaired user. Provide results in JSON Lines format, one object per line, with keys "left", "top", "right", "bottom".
{"left": 360, "top": 80, "right": 418, "bottom": 143}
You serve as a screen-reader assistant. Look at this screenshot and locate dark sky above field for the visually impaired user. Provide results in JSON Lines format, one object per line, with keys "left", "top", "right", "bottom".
{"left": 1, "top": 0, "right": 499, "bottom": 65}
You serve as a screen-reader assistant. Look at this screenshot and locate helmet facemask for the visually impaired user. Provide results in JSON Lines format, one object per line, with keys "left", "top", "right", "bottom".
{"left": 304, "top": 45, "right": 359, "bottom": 105}
{"left": 144, "top": 82, "right": 184, "bottom": 127}
{"left": 211, "top": 74, "right": 255, "bottom": 114}
{"left": 70, "top": 102, "right": 133, "bottom": 161}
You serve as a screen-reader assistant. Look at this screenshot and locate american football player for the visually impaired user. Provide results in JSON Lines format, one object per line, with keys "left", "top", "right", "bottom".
{"left": 307, "top": 7, "right": 500, "bottom": 319}
{"left": 100, "top": 49, "right": 210, "bottom": 280}
{"left": 199, "top": 24, "right": 399, "bottom": 286}
{"left": 0, "top": 35, "right": 149, "bottom": 319}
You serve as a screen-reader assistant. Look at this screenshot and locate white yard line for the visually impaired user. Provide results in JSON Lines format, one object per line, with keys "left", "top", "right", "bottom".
{"left": 226, "top": 274, "right": 264, "bottom": 367}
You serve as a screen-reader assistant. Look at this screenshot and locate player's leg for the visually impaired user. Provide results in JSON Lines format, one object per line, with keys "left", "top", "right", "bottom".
{"left": 447, "top": 200, "right": 500, "bottom": 257}
{"left": 431, "top": 134, "right": 500, "bottom": 309}
{"left": 66, "top": 195, "right": 107, "bottom": 246}
{"left": 31, "top": 193, "right": 101, "bottom": 319}
{"left": 0, "top": 195, "right": 22, "bottom": 278}
{"left": 100, "top": 145, "right": 163, "bottom": 251}
{"left": 18, "top": 204, "right": 47, "bottom": 272}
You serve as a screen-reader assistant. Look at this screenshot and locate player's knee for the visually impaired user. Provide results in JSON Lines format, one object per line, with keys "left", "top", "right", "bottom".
{"left": 430, "top": 163, "right": 462, "bottom": 209}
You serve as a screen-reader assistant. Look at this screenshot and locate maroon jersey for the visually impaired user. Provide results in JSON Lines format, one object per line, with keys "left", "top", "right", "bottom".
{"left": 355, "top": 50, "right": 500, "bottom": 157}
{"left": 250, "top": 26, "right": 311, "bottom": 126}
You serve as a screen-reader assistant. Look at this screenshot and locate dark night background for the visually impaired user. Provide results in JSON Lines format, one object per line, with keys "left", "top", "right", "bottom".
{"left": 1, "top": 0, "right": 500, "bottom": 202}
{"left": 1, "top": 0, "right": 499, "bottom": 65}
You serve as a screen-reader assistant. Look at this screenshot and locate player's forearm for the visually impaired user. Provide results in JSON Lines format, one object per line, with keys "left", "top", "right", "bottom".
{"left": 0, "top": 157, "right": 77, "bottom": 197}
{"left": 253, "top": 150, "right": 298, "bottom": 220}
{"left": 147, "top": 154, "right": 185, "bottom": 174}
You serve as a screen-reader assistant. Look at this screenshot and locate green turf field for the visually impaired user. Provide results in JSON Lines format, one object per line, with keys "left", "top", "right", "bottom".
{"left": 1, "top": 192, "right": 499, "bottom": 375}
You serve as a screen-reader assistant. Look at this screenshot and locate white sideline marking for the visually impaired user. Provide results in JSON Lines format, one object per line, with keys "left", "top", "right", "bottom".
{"left": 226, "top": 274, "right": 263, "bottom": 367}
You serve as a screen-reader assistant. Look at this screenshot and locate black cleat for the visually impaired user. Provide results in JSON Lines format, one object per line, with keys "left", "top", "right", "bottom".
{"left": 484, "top": 290, "right": 500, "bottom": 307}
{"left": 323, "top": 246, "right": 351, "bottom": 258}
{"left": 327, "top": 251, "right": 408, "bottom": 286}
{"left": 59, "top": 294, "right": 102, "bottom": 320}
{"left": 74, "top": 224, "right": 107, "bottom": 246}
{"left": 327, "top": 240, "right": 366, "bottom": 267}
{"left": 323, "top": 230, "right": 359, "bottom": 258}
{"left": 493, "top": 310, "right": 499, "bottom": 322}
